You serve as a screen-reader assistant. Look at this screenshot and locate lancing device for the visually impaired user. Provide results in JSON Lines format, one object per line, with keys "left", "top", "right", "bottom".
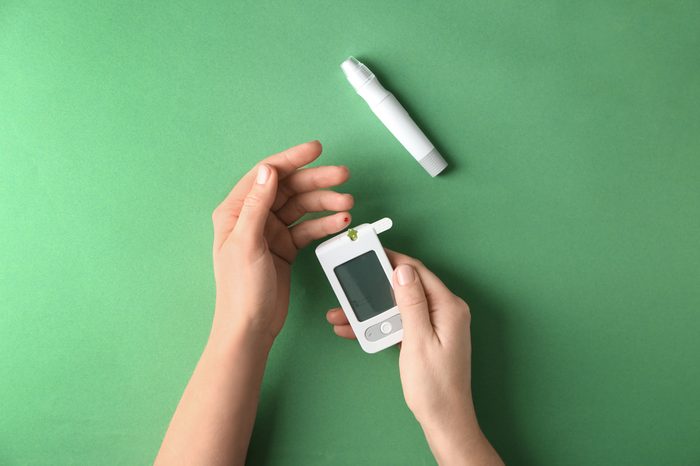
{"left": 341, "top": 56, "right": 448, "bottom": 177}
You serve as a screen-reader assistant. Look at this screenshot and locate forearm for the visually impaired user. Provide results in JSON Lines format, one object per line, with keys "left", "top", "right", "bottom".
{"left": 420, "top": 405, "right": 503, "bottom": 466}
{"left": 155, "top": 327, "right": 272, "bottom": 466}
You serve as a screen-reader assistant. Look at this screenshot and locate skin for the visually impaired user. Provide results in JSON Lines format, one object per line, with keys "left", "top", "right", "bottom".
{"left": 327, "top": 252, "right": 503, "bottom": 465}
{"left": 155, "top": 141, "right": 502, "bottom": 466}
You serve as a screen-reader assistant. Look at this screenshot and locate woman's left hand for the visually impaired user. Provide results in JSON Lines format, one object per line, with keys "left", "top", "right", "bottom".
{"left": 210, "top": 140, "right": 353, "bottom": 348}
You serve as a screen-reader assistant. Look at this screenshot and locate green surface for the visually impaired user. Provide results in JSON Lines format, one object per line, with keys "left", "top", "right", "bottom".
{"left": 1, "top": 1, "right": 699, "bottom": 464}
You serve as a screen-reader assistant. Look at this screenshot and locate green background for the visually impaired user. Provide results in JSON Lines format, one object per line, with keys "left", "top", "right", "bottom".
{"left": 1, "top": 0, "right": 699, "bottom": 464}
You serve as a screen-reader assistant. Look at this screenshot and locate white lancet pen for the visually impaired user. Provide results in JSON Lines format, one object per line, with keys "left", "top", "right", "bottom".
{"left": 341, "top": 56, "right": 448, "bottom": 177}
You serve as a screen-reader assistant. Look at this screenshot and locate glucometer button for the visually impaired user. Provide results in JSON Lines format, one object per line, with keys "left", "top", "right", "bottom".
{"left": 380, "top": 321, "right": 393, "bottom": 335}
{"left": 365, "top": 326, "right": 379, "bottom": 341}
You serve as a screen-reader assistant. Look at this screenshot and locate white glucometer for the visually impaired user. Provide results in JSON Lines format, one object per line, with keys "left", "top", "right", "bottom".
{"left": 316, "top": 218, "right": 402, "bottom": 353}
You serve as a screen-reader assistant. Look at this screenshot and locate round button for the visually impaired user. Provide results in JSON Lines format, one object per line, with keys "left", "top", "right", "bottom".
{"left": 380, "top": 321, "right": 393, "bottom": 335}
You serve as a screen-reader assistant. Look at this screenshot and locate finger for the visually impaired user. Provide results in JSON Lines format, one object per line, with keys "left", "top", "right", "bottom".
{"left": 261, "top": 140, "right": 323, "bottom": 179}
{"left": 220, "top": 141, "right": 323, "bottom": 209}
{"left": 393, "top": 264, "right": 434, "bottom": 341}
{"left": 230, "top": 164, "right": 278, "bottom": 255}
{"left": 289, "top": 212, "right": 351, "bottom": 249}
{"left": 212, "top": 141, "right": 322, "bottom": 249}
{"left": 385, "top": 249, "right": 454, "bottom": 302}
{"left": 333, "top": 325, "right": 357, "bottom": 339}
{"left": 326, "top": 307, "right": 350, "bottom": 325}
{"left": 272, "top": 165, "right": 350, "bottom": 210}
{"left": 276, "top": 191, "right": 354, "bottom": 225}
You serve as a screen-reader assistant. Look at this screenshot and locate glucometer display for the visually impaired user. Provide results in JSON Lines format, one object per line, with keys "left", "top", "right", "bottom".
{"left": 334, "top": 251, "right": 395, "bottom": 321}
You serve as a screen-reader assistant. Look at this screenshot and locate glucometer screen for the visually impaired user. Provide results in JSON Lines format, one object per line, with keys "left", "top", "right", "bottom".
{"left": 334, "top": 251, "right": 395, "bottom": 322}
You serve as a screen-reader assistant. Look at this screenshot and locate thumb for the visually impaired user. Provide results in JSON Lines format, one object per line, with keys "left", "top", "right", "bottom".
{"left": 232, "top": 163, "right": 278, "bottom": 251}
{"left": 393, "top": 264, "right": 433, "bottom": 341}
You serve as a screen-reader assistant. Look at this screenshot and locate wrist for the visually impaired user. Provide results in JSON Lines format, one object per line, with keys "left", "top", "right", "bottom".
{"left": 207, "top": 319, "right": 275, "bottom": 361}
{"left": 414, "top": 393, "right": 477, "bottom": 435}
{"left": 418, "top": 402, "right": 494, "bottom": 466}
{"left": 422, "top": 422, "right": 491, "bottom": 466}
{"left": 419, "top": 405, "right": 480, "bottom": 443}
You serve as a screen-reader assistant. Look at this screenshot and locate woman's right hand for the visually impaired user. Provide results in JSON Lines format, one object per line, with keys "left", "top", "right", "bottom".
{"left": 326, "top": 250, "right": 503, "bottom": 465}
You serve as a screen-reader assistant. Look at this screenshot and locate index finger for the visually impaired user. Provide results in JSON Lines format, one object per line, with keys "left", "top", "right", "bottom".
{"left": 261, "top": 140, "right": 324, "bottom": 179}
{"left": 220, "top": 140, "right": 323, "bottom": 208}
{"left": 212, "top": 141, "right": 323, "bottom": 247}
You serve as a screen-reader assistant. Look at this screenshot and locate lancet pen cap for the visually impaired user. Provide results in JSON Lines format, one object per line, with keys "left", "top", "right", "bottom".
{"left": 341, "top": 56, "right": 374, "bottom": 91}
{"left": 419, "top": 149, "right": 448, "bottom": 177}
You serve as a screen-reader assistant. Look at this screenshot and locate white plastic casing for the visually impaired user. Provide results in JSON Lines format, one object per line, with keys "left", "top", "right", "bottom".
{"left": 315, "top": 218, "right": 402, "bottom": 353}
{"left": 341, "top": 56, "right": 447, "bottom": 177}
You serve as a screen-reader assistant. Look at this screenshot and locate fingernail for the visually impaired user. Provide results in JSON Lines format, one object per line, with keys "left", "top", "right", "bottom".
{"left": 396, "top": 264, "right": 415, "bottom": 286}
{"left": 256, "top": 164, "right": 270, "bottom": 185}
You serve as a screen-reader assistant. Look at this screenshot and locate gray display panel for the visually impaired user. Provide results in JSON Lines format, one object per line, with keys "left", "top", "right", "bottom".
{"left": 334, "top": 251, "right": 395, "bottom": 322}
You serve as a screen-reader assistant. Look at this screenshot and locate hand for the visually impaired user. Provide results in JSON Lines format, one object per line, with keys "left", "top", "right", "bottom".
{"left": 156, "top": 141, "right": 353, "bottom": 466}
{"left": 326, "top": 250, "right": 502, "bottom": 465}
{"left": 212, "top": 140, "right": 353, "bottom": 348}
{"left": 326, "top": 250, "right": 473, "bottom": 427}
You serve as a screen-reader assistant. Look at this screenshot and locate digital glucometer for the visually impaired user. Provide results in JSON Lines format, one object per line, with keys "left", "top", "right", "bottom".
{"left": 316, "top": 218, "right": 402, "bottom": 353}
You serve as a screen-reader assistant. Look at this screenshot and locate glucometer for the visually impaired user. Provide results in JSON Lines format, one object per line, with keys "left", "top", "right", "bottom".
{"left": 316, "top": 218, "right": 402, "bottom": 353}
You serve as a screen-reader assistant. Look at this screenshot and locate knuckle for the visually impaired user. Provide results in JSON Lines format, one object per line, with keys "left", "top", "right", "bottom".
{"left": 401, "top": 300, "right": 422, "bottom": 310}
{"left": 454, "top": 296, "right": 468, "bottom": 309}
{"left": 291, "top": 199, "right": 305, "bottom": 219}
{"left": 409, "top": 258, "right": 424, "bottom": 269}
{"left": 399, "top": 291, "right": 427, "bottom": 309}
{"left": 243, "top": 193, "right": 262, "bottom": 209}
{"left": 278, "top": 182, "right": 293, "bottom": 200}
{"left": 231, "top": 198, "right": 244, "bottom": 212}
{"left": 320, "top": 193, "right": 334, "bottom": 210}
{"left": 394, "top": 251, "right": 416, "bottom": 263}
{"left": 454, "top": 297, "right": 471, "bottom": 320}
